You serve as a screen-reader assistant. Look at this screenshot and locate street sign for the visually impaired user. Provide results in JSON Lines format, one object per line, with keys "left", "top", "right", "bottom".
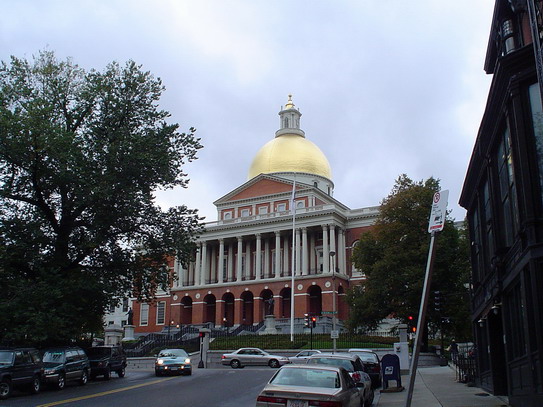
{"left": 428, "top": 190, "right": 449, "bottom": 233}
{"left": 331, "top": 330, "right": 339, "bottom": 339}
{"left": 322, "top": 311, "right": 337, "bottom": 315}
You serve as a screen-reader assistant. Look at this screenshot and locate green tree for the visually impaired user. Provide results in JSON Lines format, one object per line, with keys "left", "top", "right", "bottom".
{"left": 346, "top": 174, "right": 472, "bottom": 341}
{"left": 0, "top": 51, "right": 204, "bottom": 345}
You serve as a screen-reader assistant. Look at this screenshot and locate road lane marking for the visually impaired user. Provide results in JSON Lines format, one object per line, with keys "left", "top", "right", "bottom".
{"left": 36, "top": 377, "right": 177, "bottom": 406}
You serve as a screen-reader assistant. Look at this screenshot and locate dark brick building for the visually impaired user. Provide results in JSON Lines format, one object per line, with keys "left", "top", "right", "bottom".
{"left": 460, "top": 1, "right": 543, "bottom": 405}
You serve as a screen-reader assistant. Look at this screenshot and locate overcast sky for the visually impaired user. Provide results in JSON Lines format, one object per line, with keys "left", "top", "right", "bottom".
{"left": 1, "top": 1, "right": 495, "bottom": 222}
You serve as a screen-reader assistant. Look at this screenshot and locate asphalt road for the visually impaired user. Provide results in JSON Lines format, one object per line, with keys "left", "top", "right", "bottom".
{"left": 4, "top": 367, "right": 278, "bottom": 407}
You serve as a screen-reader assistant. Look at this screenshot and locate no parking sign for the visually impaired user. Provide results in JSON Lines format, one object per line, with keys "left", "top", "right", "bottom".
{"left": 428, "top": 190, "right": 448, "bottom": 233}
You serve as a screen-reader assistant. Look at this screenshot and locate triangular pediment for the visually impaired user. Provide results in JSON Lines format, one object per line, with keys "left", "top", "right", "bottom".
{"left": 215, "top": 174, "right": 299, "bottom": 204}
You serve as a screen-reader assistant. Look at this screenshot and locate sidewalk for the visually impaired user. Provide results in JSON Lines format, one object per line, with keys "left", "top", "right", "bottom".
{"left": 375, "top": 366, "right": 509, "bottom": 407}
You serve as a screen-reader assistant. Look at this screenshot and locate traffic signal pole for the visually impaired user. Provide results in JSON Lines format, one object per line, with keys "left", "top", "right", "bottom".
{"left": 405, "top": 231, "right": 438, "bottom": 407}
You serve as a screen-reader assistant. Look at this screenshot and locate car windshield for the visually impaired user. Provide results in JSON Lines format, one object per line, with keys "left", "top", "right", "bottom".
{"left": 43, "top": 351, "right": 65, "bottom": 363}
{"left": 307, "top": 357, "right": 354, "bottom": 372}
{"left": 271, "top": 368, "right": 340, "bottom": 388}
{"left": 158, "top": 349, "right": 188, "bottom": 358}
{"left": 0, "top": 351, "right": 14, "bottom": 365}
{"left": 86, "top": 348, "right": 110, "bottom": 358}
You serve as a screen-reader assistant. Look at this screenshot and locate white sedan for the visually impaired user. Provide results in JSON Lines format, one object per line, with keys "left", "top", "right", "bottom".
{"left": 221, "top": 347, "right": 290, "bottom": 369}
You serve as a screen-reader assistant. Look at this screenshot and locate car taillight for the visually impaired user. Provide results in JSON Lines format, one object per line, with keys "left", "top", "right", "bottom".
{"left": 256, "top": 395, "right": 287, "bottom": 404}
{"left": 221, "top": 355, "right": 225, "bottom": 359}
{"left": 372, "top": 366, "right": 380, "bottom": 373}
{"left": 308, "top": 401, "right": 342, "bottom": 407}
{"left": 352, "top": 372, "right": 361, "bottom": 382}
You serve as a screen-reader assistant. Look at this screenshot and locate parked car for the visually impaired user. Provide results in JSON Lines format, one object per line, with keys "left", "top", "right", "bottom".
{"left": 221, "top": 347, "right": 290, "bottom": 369}
{"left": 348, "top": 348, "right": 382, "bottom": 388}
{"left": 155, "top": 349, "right": 192, "bottom": 376}
{"left": 42, "top": 347, "right": 89, "bottom": 389}
{"left": 288, "top": 349, "right": 322, "bottom": 363}
{"left": 0, "top": 348, "right": 43, "bottom": 400}
{"left": 307, "top": 352, "right": 374, "bottom": 407}
{"left": 256, "top": 364, "right": 362, "bottom": 407}
{"left": 85, "top": 346, "right": 127, "bottom": 380}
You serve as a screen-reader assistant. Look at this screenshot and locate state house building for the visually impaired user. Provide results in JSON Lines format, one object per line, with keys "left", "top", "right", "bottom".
{"left": 131, "top": 96, "right": 378, "bottom": 334}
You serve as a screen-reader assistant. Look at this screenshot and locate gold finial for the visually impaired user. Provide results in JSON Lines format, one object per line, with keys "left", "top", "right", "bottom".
{"left": 285, "top": 94, "right": 295, "bottom": 109}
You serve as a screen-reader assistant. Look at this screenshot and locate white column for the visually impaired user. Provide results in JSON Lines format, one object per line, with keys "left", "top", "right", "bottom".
{"left": 338, "top": 229, "right": 346, "bottom": 275}
{"left": 188, "top": 262, "right": 194, "bottom": 286}
{"left": 245, "top": 239, "right": 251, "bottom": 280}
{"left": 194, "top": 242, "right": 201, "bottom": 286}
{"left": 218, "top": 239, "right": 224, "bottom": 284}
{"left": 255, "top": 234, "right": 262, "bottom": 280}
{"left": 295, "top": 228, "right": 301, "bottom": 276}
{"left": 302, "top": 227, "right": 309, "bottom": 276}
{"left": 283, "top": 235, "right": 290, "bottom": 276}
{"left": 236, "top": 236, "right": 243, "bottom": 282}
{"left": 275, "top": 232, "right": 281, "bottom": 278}
{"left": 264, "top": 238, "right": 270, "bottom": 278}
{"left": 330, "top": 225, "right": 336, "bottom": 273}
{"left": 227, "top": 242, "right": 234, "bottom": 282}
{"left": 322, "top": 225, "right": 329, "bottom": 273}
{"left": 201, "top": 241, "right": 208, "bottom": 285}
{"left": 310, "top": 233, "right": 316, "bottom": 275}
{"left": 210, "top": 245, "right": 216, "bottom": 283}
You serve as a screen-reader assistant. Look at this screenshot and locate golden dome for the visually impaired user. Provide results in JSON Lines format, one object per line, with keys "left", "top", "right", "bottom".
{"left": 248, "top": 134, "right": 332, "bottom": 180}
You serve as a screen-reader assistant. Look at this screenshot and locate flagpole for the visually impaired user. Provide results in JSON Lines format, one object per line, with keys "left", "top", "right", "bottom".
{"left": 290, "top": 177, "right": 296, "bottom": 342}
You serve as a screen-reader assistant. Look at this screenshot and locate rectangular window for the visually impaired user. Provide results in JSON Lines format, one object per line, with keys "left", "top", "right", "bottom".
{"left": 157, "top": 301, "right": 166, "bottom": 325}
{"left": 140, "top": 303, "right": 149, "bottom": 326}
{"left": 223, "top": 211, "right": 232, "bottom": 220}
{"left": 241, "top": 209, "right": 250, "bottom": 217}
{"left": 496, "top": 127, "right": 519, "bottom": 248}
{"left": 258, "top": 206, "right": 268, "bottom": 215}
{"left": 122, "top": 298, "right": 129, "bottom": 313}
{"left": 504, "top": 280, "right": 526, "bottom": 359}
{"left": 529, "top": 83, "right": 543, "bottom": 204}
{"left": 277, "top": 203, "right": 286, "bottom": 212}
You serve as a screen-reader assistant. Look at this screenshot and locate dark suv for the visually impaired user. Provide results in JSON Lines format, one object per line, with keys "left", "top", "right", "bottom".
{"left": 42, "top": 347, "right": 89, "bottom": 389}
{"left": 0, "top": 348, "right": 43, "bottom": 400}
{"left": 85, "top": 346, "right": 127, "bottom": 380}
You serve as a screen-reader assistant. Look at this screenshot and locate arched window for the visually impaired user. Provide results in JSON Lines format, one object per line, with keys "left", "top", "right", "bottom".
{"left": 351, "top": 240, "right": 365, "bottom": 277}
{"left": 284, "top": 118, "right": 289, "bottom": 128}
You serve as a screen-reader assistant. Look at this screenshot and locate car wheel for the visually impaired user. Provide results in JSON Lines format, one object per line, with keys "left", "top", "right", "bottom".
{"left": 230, "top": 359, "right": 241, "bottom": 369}
{"left": 364, "top": 388, "right": 374, "bottom": 407}
{"left": 57, "top": 373, "right": 65, "bottom": 390}
{"left": 29, "top": 375, "right": 41, "bottom": 394}
{"left": 0, "top": 380, "right": 12, "bottom": 400}
{"left": 117, "top": 367, "right": 126, "bottom": 378}
{"left": 104, "top": 367, "right": 111, "bottom": 380}
{"left": 268, "top": 359, "right": 280, "bottom": 368}
{"left": 79, "top": 369, "right": 88, "bottom": 385}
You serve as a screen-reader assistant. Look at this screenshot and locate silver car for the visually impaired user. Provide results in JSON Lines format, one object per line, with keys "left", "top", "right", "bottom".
{"left": 221, "top": 347, "right": 290, "bottom": 369}
{"left": 289, "top": 349, "right": 322, "bottom": 364}
{"left": 307, "top": 353, "right": 374, "bottom": 407}
{"left": 256, "top": 365, "right": 362, "bottom": 407}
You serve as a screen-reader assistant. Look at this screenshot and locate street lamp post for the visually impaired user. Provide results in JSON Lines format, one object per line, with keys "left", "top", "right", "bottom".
{"left": 329, "top": 250, "right": 337, "bottom": 354}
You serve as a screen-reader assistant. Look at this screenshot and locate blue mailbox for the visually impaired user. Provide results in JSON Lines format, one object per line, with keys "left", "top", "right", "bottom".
{"left": 381, "top": 353, "right": 402, "bottom": 389}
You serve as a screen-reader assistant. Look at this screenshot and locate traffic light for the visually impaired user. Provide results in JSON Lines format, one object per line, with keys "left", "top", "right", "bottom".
{"left": 408, "top": 315, "right": 416, "bottom": 333}
{"left": 304, "top": 314, "right": 310, "bottom": 328}
{"left": 434, "top": 290, "right": 441, "bottom": 312}
{"left": 311, "top": 316, "right": 317, "bottom": 328}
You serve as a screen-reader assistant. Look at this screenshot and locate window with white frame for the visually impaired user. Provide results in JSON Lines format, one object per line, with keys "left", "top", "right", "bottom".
{"left": 140, "top": 303, "right": 149, "bottom": 326}
{"left": 258, "top": 206, "right": 268, "bottom": 215}
{"left": 277, "top": 203, "right": 286, "bottom": 212}
{"left": 351, "top": 241, "right": 365, "bottom": 277}
{"left": 223, "top": 211, "right": 233, "bottom": 220}
{"left": 241, "top": 209, "right": 250, "bottom": 217}
{"left": 296, "top": 200, "right": 305, "bottom": 208}
{"left": 122, "top": 298, "right": 128, "bottom": 312}
{"left": 157, "top": 301, "right": 166, "bottom": 325}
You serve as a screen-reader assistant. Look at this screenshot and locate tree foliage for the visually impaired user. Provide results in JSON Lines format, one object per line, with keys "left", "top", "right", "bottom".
{"left": 0, "top": 51, "right": 204, "bottom": 345}
{"left": 346, "top": 174, "right": 472, "bottom": 341}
